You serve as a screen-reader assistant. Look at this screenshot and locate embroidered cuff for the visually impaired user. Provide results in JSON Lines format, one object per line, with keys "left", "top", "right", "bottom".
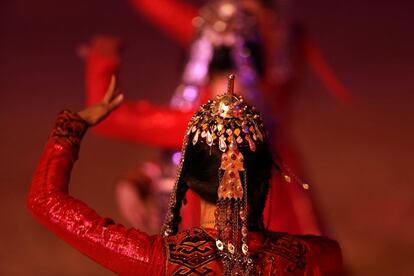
{"left": 50, "top": 110, "right": 88, "bottom": 146}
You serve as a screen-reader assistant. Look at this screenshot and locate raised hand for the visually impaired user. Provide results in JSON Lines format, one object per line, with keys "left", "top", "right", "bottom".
{"left": 77, "top": 75, "right": 124, "bottom": 126}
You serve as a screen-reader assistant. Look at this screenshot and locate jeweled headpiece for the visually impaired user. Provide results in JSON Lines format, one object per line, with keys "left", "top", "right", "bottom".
{"left": 188, "top": 74, "right": 265, "bottom": 153}
{"left": 163, "top": 74, "right": 268, "bottom": 274}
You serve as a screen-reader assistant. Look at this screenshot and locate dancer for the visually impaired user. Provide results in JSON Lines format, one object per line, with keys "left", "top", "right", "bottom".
{"left": 27, "top": 75, "right": 343, "bottom": 275}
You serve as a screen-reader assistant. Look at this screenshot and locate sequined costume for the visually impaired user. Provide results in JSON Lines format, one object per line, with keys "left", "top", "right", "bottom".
{"left": 27, "top": 110, "right": 343, "bottom": 275}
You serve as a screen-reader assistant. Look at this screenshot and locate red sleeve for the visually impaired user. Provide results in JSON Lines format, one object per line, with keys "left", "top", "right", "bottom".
{"left": 26, "top": 111, "right": 166, "bottom": 275}
{"left": 303, "top": 35, "right": 354, "bottom": 104}
{"left": 129, "top": 0, "right": 197, "bottom": 46}
{"left": 302, "top": 236, "right": 344, "bottom": 276}
{"left": 85, "top": 47, "right": 120, "bottom": 106}
{"left": 85, "top": 42, "right": 194, "bottom": 149}
{"left": 95, "top": 100, "right": 193, "bottom": 149}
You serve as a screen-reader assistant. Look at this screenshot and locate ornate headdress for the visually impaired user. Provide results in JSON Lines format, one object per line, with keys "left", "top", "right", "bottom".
{"left": 170, "top": 0, "right": 283, "bottom": 111}
{"left": 162, "top": 74, "right": 269, "bottom": 274}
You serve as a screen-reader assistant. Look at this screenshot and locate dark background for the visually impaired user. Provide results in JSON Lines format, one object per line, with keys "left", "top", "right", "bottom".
{"left": 1, "top": 0, "right": 413, "bottom": 275}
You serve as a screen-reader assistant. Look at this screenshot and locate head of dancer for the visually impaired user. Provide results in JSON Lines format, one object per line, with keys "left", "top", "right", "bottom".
{"left": 163, "top": 74, "right": 275, "bottom": 274}
{"left": 173, "top": 0, "right": 280, "bottom": 109}
{"left": 199, "top": 0, "right": 267, "bottom": 93}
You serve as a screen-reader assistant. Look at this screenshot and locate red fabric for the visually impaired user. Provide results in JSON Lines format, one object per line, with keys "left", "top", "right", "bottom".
{"left": 27, "top": 113, "right": 343, "bottom": 275}
{"left": 180, "top": 189, "right": 201, "bottom": 230}
{"left": 129, "top": 0, "right": 197, "bottom": 46}
{"left": 27, "top": 112, "right": 165, "bottom": 275}
{"left": 85, "top": 50, "right": 193, "bottom": 149}
{"left": 264, "top": 174, "right": 322, "bottom": 235}
{"left": 166, "top": 228, "right": 343, "bottom": 276}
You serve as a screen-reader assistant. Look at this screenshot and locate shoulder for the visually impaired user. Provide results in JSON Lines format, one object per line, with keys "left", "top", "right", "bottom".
{"left": 259, "top": 232, "right": 309, "bottom": 272}
{"left": 265, "top": 232, "right": 341, "bottom": 256}
{"left": 263, "top": 232, "right": 343, "bottom": 275}
{"left": 296, "top": 234, "right": 343, "bottom": 276}
{"left": 296, "top": 234, "right": 342, "bottom": 254}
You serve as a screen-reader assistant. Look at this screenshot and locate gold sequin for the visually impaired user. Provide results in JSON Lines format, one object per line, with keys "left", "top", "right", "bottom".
{"left": 283, "top": 174, "right": 291, "bottom": 183}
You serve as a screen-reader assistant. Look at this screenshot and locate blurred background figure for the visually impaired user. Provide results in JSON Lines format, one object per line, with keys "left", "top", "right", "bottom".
{"left": 114, "top": 162, "right": 162, "bottom": 234}
{"left": 83, "top": 0, "right": 352, "bottom": 235}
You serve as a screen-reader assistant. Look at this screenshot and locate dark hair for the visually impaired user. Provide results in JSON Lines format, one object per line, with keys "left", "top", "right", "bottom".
{"left": 208, "top": 46, "right": 235, "bottom": 75}
{"left": 181, "top": 141, "right": 274, "bottom": 230}
{"left": 208, "top": 43, "right": 265, "bottom": 77}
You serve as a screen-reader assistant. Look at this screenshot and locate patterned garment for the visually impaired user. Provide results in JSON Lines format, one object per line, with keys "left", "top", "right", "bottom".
{"left": 165, "top": 227, "right": 341, "bottom": 276}
{"left": 27, "top": 111, "right": 343, "bottom": 275}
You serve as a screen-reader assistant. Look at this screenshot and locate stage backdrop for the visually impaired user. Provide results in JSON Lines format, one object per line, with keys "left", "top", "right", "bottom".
{"left": 0, "top": 0, "right": 413, "bottom": 275}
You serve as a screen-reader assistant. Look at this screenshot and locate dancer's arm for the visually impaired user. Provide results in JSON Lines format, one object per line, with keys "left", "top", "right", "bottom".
{"left": 27, "top": 81, "right": 165, "bottom": 274}
{"left": 303, "top": 34, "right": 354, "bottom": 104}
{"left": 84, "top": 36, "right": 121, "bottom": 107}
{"left": 95, "top": 100, "right": 193, "bottom": 149}
{"left": 85, "top": 37, "right": 192, "bottom": 149}
{"left": 129, "top": 0, "right": 197, "bottom": 46}
{"left": 302, "top": 236, "right": 344, "bottom": 276}
{"left": 260, "top": 17, "right": 353, "bottom": 107}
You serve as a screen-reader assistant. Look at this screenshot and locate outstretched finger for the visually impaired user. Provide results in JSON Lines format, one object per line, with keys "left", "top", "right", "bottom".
{"left": 103, "top": 75, "right": 117, "bottom": 103}
{"left": 108, "top": 93, "right": 124, "bottom": 112}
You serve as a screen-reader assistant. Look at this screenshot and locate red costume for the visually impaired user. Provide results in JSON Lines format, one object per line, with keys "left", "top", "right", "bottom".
{"left": 27, "top": 111, "right": 343, "bottom": 275}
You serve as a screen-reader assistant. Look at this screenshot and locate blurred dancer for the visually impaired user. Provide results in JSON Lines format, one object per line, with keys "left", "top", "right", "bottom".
{"left": 114, "top": 164, "right": 162, "bottom": 234}
{"left": 84, "top": 0, "right": 351, "bottom": 234}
